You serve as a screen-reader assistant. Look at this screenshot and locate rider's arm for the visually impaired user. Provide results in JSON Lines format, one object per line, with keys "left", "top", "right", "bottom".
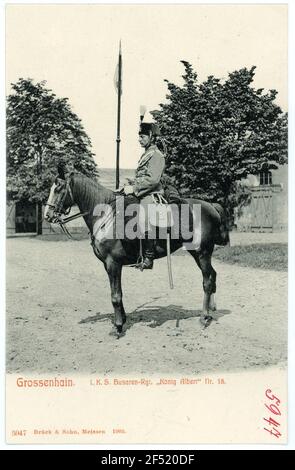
{"left": 134, "top": 152, "right": 165, "bottom": 197}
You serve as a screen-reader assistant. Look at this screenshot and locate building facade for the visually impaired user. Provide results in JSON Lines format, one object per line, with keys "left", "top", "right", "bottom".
{"left": 235, "top": 165, "right": 288, "bottom": 232}
{"left": 6, "top": 202, "right": 87, "bottom": 236}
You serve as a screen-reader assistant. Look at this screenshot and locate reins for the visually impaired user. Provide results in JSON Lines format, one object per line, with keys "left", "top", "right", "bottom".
{"left": 58, "top": 210, "right": 90, "bottom": 240}
{"left": 56, "top": 182, "right": 121, "bottom": 240}
{"left": 46, "top": 179, "right": 89, "bottom": 240}
{"left": 47, "top": 177, "right": 174, "bottom": 288}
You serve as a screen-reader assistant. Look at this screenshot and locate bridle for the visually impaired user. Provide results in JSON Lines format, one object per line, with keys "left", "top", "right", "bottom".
{"left": 45, "top": 179, "right": 74, "bottom": 220}
{"left": 45, "top": 178, "right": 89, "bottom": 239}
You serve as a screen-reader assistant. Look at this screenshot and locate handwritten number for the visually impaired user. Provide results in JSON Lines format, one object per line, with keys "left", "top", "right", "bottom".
{"left": 265, "top": 389, "right": 281, "bottom": 406}
{"left": 264, "top": 403, "right": 281, "bottom": 416}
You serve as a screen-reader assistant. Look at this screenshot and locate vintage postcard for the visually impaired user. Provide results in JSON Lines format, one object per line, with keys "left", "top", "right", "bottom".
{"left": 4, "top": 2, "right": 291, "bottom": 446}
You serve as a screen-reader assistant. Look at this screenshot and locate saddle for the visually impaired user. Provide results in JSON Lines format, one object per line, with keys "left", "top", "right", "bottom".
{"left": 100, "top": 186, "right": 185, "bottom": 246}
{"left": 113, "top": 191, "right": 176, "bottom": 230}
{"left": 150, "top": 193, "right": 174, "bottom": 228}
{"left": 114, "top": 184, "right": 182, "bottom": 205}
{"left": 163, "top": 184, "right": 182, "bottom": 205}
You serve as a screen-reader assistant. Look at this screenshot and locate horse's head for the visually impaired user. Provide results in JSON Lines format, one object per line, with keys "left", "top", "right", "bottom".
{"left": 44, "top": 165, "right": 74, "bottom": 223}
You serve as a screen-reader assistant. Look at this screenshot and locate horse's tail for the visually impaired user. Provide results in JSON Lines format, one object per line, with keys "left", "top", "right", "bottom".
{"left": 212, "top": 203, "right": 230, "bottom": 246}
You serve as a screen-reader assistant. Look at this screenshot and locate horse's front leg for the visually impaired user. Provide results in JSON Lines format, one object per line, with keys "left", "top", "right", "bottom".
{"left": 105, "top": 257, "right": 126, "bottom": 334}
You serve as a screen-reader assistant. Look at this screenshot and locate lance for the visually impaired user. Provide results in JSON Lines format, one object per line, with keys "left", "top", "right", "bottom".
{"left": 115, "top": 41, "right": 122, "bottom": 189}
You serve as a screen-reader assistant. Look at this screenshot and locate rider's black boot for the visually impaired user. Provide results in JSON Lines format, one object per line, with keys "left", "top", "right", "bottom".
{"left": 141, "top": 237, "right": 155, "bottom": 269}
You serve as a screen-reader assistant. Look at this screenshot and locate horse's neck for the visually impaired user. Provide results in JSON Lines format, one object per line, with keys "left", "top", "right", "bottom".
{"left": 71, "top": 176, "right": 114, "bottom": 233}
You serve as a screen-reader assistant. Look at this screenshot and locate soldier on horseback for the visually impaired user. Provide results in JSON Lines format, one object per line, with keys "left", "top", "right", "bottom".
{"left": 124, "top": 121, "right": 165, "bottom": 269}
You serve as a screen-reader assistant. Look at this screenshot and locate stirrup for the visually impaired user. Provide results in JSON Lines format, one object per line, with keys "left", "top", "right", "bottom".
{"left": 124, "top": 254, "right": 144, "bottom": 269}
{"left": 135, "top": 258, "right": 154, "bottom": 271}
{"left": 133, "top": 253, "right": 145, "bottom": 271}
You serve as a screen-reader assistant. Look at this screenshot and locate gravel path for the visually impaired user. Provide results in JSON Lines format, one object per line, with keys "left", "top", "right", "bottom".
{"left": 6, "top": 236, "right": 287, "bottom": 375}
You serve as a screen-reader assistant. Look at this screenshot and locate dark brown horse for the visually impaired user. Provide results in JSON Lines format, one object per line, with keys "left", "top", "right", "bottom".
{"left": 44, "top": 169, "right": 229, "bottom": 335}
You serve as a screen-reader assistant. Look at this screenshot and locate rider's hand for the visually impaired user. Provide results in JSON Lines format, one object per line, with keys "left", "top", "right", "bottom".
{"left": 124, "top": 185, "right": 134, "bottom": 195}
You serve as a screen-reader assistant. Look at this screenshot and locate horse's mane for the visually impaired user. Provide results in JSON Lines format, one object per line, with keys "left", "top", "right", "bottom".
{"left": 71, "top": 173, "right": 115, "bottom": 208}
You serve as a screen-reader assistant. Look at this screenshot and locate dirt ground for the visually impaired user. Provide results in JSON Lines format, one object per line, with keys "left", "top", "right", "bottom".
{"left": 6, "top": 232, "right": 287, "bottom": 375}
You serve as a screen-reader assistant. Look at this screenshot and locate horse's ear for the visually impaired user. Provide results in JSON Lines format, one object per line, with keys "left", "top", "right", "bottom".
{"left": 57, "top": 162, "right": 66, "bottom": 180}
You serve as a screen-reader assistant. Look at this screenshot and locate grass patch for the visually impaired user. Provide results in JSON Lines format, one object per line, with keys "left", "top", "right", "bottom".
{"left": 213, "top": 243, "right": 287, "bottom": 271}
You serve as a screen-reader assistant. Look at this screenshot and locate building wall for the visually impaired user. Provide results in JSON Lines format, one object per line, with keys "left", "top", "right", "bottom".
{"left": 271, "top": 166, "right": 288, "bottom": 231}
{"left": 235, "top": 165, "right": 288, "bottom": 232}
{"left": 6, "top": 202, "right": 16, "bottom": 236}
{"left": 6, "top": 202, "right": 88, "bottom": 236}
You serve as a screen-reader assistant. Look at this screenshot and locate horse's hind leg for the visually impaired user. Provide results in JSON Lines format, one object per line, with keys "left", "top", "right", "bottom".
{"left": 189, "top": 248, "right": 216, "bottom": 327}
{"left": 105, "top": 257, "right": 126, "bottom": 334}
{"left": 209, "top": 293, "right": 217, "bottom": 311}
{"left": 208, "top": 268, "right": 217, "bottom": 311}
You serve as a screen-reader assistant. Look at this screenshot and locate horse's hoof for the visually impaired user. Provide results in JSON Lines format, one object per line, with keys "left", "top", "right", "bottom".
{"left": 200, "top": 315, "right": 213, "bottom": 328}
{"left": 110, "top": 325, "right": 125, "bottom": 339}
{"left": 209, "top": 294, "right": 217, "bottom": 311}
{"left": 109, "top": 325, "right": 122, "bottom": 336}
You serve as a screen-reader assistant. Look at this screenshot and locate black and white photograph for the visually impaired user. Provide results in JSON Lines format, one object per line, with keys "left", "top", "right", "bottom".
{"left": 3, "top": 2, "right": 292, "bottom": 446}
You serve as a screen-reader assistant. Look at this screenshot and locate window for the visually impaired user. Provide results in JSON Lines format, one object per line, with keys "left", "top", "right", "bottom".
{"left": 259, "top": 170, "right": 272, "bottom": 186}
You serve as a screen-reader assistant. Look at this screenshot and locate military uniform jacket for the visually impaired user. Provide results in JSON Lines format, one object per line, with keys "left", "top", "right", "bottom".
{"left": 133, "top": 145, "right": 165, "bottom": 198}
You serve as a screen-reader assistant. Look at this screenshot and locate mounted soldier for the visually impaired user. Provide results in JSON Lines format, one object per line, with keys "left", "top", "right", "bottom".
{"left": 123, "top": 121, "right": 165, "bottom": 269}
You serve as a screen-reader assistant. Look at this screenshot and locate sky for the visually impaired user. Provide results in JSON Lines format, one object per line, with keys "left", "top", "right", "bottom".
{"left": 6, "top": 3, "right": 288, "bottom": 171}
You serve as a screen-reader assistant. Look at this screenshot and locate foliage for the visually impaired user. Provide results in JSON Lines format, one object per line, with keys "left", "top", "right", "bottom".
{"left": 7, "top": 78, "right": 98, "bottom": 203}
{"left": 152, "top": 62, "right": 288, "bottom": 214}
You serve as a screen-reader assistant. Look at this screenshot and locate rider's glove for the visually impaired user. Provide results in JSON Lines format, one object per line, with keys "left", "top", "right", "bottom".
{"left": 124, "top": 185, "right": 134, "bottom": 195}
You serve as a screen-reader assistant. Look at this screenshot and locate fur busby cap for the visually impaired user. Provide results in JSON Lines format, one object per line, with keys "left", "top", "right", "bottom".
{"left": 139, "top": 122, "right": 161, "bottom": 136}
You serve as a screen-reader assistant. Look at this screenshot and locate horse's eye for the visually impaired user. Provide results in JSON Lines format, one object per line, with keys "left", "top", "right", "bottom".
{"left": 54, "top": 178, "right": 65, "bottom": 193}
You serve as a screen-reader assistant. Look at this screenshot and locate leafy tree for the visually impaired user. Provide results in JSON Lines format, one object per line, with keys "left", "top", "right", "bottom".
{"left": 152, "top": 62, "right": 288, "bottom": 218}
{"left": 7, "top": 78, "right": 98, "bottom": 232}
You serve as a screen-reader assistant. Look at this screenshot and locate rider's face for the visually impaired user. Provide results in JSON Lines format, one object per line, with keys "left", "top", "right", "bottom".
{"left": 139, "top": 133, "right": 151, "bottom": 148}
